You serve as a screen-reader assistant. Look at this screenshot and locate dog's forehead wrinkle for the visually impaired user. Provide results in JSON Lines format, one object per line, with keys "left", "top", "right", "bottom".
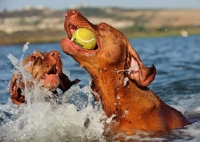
{"left": 33, "top": 72, "right": 38, "bottom": 79}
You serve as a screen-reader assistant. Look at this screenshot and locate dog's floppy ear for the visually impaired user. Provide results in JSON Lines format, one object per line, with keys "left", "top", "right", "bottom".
{"left": 127, "top": 44, "right": 156, "bottom": 87}
{"left": 58, "top": 73, "right": 80, "bottom": 92}
{"left": 9, "top": 74, "right": 25, "bottom": 105}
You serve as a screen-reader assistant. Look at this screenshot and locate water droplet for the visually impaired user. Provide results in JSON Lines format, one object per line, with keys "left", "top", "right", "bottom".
{"left": 116, "top": 95, "right": 120, "bottom": 100}
{"left": 22, "top": 42, "right": 30, "bottom": 52}
{"left": 123, "top": 77, "right": 129, "bottom": 86}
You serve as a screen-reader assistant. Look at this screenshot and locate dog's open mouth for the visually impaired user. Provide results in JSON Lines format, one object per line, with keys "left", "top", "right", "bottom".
{"left": 40, "top": 65, "right": 60, "bottom": 79}
{"left": 40, "top": 65, "right": 60, "bottom": 91}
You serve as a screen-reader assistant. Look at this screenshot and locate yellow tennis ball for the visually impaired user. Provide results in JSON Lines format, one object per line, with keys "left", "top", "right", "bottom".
{"left": 71, "top": 28, "right": 96, "bottom": 50}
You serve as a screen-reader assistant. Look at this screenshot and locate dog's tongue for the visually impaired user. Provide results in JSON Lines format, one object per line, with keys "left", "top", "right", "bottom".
{"left": 70, "top": 28, "right": 76, "bottom": 35}
{"left": 69, "top": 25, "right": 77, "bottom": 37}
{"left": 42, "top": 74, "right": 59, "bottom": 91}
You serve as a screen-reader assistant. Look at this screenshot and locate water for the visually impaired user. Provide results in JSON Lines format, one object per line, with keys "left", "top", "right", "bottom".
{"left": 0, "top": 35, "right": 200, "bottom": 141}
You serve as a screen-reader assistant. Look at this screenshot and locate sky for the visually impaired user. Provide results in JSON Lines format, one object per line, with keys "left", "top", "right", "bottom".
{"left": 0, "top": 0, "right": 200, "bottom": 11}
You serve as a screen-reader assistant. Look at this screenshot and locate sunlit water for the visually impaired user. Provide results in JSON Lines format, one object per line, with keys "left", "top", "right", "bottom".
{"left": 0, "top": 35, "right": 200, "bottom": 141}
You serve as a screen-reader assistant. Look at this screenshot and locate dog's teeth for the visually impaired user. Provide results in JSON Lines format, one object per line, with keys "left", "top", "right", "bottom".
{"left": 40, "top": 75, "right": 44, "bottom": 79}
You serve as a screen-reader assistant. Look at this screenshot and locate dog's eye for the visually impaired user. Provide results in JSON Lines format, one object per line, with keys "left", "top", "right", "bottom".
{"left": 99, "top": 23, "right": 109, "bottom": 31}
{"left": 100, "top": 26, "right": 107, "bottom": 30}
{"left": 30, "top": 56, "right": 37, "bottom": 61}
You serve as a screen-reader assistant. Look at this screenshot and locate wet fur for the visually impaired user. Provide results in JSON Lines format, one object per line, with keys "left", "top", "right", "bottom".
{"left": 9, "top": 50, "right": 79, "bottom": 105}
{"left": 61, "top": 10, "right": 190, "bottom": 135}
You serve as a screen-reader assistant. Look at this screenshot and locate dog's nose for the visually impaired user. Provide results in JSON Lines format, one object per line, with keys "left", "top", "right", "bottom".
{"left": 65, "top": 9, "right": 77, "bottom": 17}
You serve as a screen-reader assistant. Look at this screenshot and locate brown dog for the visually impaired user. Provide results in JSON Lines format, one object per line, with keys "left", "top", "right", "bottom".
{"left": 61, "top": 10, "right": 190, "bottom": 134}
{"left": 9, "top": 50, "right": 79, "bottom": 105}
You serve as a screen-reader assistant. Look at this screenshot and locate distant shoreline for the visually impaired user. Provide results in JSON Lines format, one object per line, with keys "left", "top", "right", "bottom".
{"left": 1, "top": 7, "right": 200, "bottom": 45}
{"left": 0, "top": 29, "right": 200, "bottom": 46}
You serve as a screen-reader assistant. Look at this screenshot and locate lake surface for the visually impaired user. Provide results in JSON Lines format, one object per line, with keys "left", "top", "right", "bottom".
{"left": 0, "top": 35, "right": 200, "bottom": 141}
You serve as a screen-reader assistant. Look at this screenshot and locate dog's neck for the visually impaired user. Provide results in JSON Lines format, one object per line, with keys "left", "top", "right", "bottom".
{"left": 89, "top": 67, "right": 159, "bottom": 119}
{"left": 90, "top": 70, "right": 121, "bottom": 117}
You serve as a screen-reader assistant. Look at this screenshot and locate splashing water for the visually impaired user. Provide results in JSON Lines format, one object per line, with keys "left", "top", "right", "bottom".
{"left": 123, "top": 77, "right": 129, "bottom": 86}
{"left": 22, "top": 42, "right": 29, "bottom": 53}
{"left": 0, "top": 43, "right": 107, "bottom": 142}
{"left": 0, "top": 43, "right": 200, "bottom": 142}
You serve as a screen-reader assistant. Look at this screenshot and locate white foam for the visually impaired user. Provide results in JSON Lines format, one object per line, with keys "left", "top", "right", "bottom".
{"left": 0, "top": 97, "right": 106, "bottom": 141}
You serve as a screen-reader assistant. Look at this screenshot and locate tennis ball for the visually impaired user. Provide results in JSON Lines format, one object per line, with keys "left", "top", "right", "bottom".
{"left": 71, "top": 28, "right": 97, "bottom": 50}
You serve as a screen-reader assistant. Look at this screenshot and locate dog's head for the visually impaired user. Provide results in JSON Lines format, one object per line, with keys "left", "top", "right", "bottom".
{"left": 61, "top": 10, "right": 156, "bottom": 88}
{"left": 9, "top": 50, "right": 79, "bottom": 105}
